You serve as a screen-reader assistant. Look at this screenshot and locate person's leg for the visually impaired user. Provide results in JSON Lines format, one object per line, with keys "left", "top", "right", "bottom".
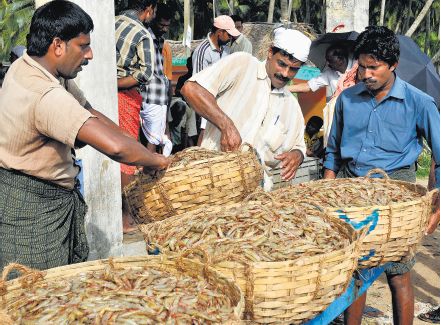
{"left": 121, "top": 172, "right": 137, "bottom": 233}
{"left": 344, "top": 292, "right": 367, "bottom": 325}
{"left": 386, "top": 271, "right": 414, "bottom": 325}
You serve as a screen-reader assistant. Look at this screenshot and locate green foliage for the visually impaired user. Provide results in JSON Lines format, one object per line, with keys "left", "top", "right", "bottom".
{"left": 417, "top": 147, "right": 432, "bottom": 178}
{"left": 0, "top": 0, "right": 34, "bottom": 62}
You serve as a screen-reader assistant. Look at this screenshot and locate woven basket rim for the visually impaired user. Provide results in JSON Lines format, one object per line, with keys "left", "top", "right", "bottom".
{"left": 1, "top": 255, "right": 244, "bottom": 322}
{"left": 291, "top": 177, "right": 432, "bottom": 211}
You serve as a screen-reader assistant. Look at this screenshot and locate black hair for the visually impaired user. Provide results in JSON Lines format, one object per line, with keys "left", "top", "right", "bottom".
{"left": 27, "top": 0, "right": 94, "bottom": 57}
{"left": 127, "top": 0, "right": 158, "bottom": 11}
{"left": 271, "top": 46, "right": 302, "bottom": 63}
{"left": 230, "top": 15, "right": 243, "bottom": 24}
{"left": 155, "top": 3, "right": 172, "bottom": 21}
{"left": 211, "top": 25, "right": 221, "bottom": 34}
{"left": 326, "top": 43, "right": 349, "bottom": 60}
{"left": 307, "top": 116, "right": 323, "bottom": 129}
{"left": 354, "top": 26, "right": 400, "bottom": 66}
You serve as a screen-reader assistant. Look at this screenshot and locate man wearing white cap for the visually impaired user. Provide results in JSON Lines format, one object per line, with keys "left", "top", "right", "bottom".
{"left": 182, "top": 28, "right": 312, "bottom": 190}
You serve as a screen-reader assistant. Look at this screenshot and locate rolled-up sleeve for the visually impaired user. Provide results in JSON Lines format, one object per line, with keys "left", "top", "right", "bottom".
{"left": 132, "top": 36, "right": 154, "bottom": 84}
{"left": 324, "top": 95, "right": 344, "bottom": 172}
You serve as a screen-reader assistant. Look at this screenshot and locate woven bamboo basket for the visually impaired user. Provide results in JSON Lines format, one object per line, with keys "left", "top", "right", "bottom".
{"left": 140, "top": 200, "right": 365, "bottom": 324}
{"left": 0, "top": 255, "right": 243, "bottom": 324}
{"left": 124, "top": 144, "right": 263, "bottom": 224}
{"left": 269, "top": 168, "right": 438, "bottom": 268}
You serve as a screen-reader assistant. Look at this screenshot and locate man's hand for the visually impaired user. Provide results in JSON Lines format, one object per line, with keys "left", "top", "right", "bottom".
{"left": 425, "top": 191, "right": 440, "bottom": 235}
{"left": 323, "top": 168, "right": 337, "bottom": 179}
{"left": 220, "top": 122, "right": 242, "bottom": 152}
{"left": 275, "top": 150, "right": 303, "bottom": 181}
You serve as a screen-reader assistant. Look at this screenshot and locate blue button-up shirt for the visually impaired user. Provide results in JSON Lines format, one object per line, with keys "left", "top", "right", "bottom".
{"left": 325, "top": 76, "right": 440, "bottom": 188}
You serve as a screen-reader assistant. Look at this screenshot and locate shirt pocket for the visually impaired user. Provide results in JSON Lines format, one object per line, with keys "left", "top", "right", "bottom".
{"left": 264, "top": 121, "right": 288, "bottom": 152}
{"left": 375, "top": 120, "right": 411, "bottom": 153}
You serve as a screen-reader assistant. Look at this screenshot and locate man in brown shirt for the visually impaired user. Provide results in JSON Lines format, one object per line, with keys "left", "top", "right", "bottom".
{"left": 0, "top": 0, "right": 170, "bottom": 275}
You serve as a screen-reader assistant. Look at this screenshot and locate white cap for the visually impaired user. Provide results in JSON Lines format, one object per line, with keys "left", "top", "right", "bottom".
{"left": 272, "top": 28, "right": 311, "bottom": 62}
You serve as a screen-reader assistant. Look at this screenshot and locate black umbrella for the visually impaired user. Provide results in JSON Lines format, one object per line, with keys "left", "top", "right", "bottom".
{"left": 396, "top": 35, "right": 440, "bottom": 108}
{"left": 308, "top": 31, "right": 359, "bottom": 70}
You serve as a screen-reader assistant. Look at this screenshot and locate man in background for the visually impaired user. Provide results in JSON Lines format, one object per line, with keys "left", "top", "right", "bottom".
{"left": 192, "top": 15, "right": 240, "bottom": 144}
{"left": 288, "top": 43, "right": 353, "bottom": 101}
{"left": 141, "top": 3, "right": 172, "bottom": 156}
{"left": 115, "top": 0, "right": 157, "bottom": 232}
{"left": 229, "top": 14, "right": 253, "bottom": 54}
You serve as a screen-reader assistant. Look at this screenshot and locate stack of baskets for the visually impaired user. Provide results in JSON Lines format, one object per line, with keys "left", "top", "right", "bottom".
{"left": 124, "top": 145, "right": 263, "bottom": 223}
{"left": 140, "top": 199, "right": 365, "bottom": 324}
{"left": 269, "top": 169, "right": 437, "bottom": 268}
{"left": 0, "top": 256, "right": 243, "bottom": 324}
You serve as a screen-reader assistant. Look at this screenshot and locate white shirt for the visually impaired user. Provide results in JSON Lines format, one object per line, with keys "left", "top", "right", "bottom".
{"left": 189, "top": 52, "right": 306, "bottom": 190}
{"left": 308, "top": 58, "right": 354, "bottom": 101}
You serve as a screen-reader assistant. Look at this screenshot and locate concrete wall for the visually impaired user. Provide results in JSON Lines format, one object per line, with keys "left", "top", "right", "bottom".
{"left": 35, "top": 0, "right": 123, "bottom": 259}
{"left": 326, "top": 0, "right": 369, "bottom": 33}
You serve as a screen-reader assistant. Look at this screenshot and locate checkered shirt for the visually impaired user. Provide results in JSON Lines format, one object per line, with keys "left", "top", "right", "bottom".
{"left": 140, "top": 28, "right": 169, "bottom": 106}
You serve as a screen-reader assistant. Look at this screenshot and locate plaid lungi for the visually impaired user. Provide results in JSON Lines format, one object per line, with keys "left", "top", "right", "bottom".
{"left": 118, "top": 88, "right": 143, "bottom": 175}
{"left": 0, "top": 168, "right": 89, "bottom": 279}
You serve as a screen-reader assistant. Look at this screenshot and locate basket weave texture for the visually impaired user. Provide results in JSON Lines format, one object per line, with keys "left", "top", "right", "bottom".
{"left": 270, "top": 169, "right": 437, "bottom": 268}
{"left": 0, "top": 256, "right": 243, "bottom": 324}
{"left": 124, "top": 145, "right": 263, "bottom": 224}
{"left": 140, "top": 200, "right": 364, "bottom": 324}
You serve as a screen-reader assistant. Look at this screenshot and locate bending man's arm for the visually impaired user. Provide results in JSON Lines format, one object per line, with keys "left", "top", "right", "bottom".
{"left": 181, "top": 80, "right": 241, "bottom": 151}
{"left": 77, "top": 117, "right": 170, "bottom": 170}
{"left": 287, "top": 82, "right": 312, "bottom": 93}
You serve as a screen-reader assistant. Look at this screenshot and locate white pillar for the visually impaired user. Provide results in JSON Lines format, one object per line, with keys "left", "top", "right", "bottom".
{"left": 326, "top": 0, "right": 369, "bottom": 33}
{"left": 35, "top": 0, "right": 123, "bottom": 259}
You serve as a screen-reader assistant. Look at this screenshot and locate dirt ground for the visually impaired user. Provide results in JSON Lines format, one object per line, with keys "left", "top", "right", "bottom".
{"left": 362, "top": 177, "right": 440, "bottom": 325}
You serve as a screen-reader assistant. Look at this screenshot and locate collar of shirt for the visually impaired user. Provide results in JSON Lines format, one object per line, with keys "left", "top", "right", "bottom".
{"left": 123, "top": 10, "right": 143, "bottom": 25}
{"left": 233, "top": 34, "right": 245, "bottom": 45}
{"left": 148, "top": 27, "right": 165, "bottom": 48}
{"left": 207, "top": 32, "right": 226, "bottom": 54}
{"left": 22, "top": 53, "right": 60, "bottom": 84}
{"left": 354, "top": 74, "right": 406, "bottom": 101}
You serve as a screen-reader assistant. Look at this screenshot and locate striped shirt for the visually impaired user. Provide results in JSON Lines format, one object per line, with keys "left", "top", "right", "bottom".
{"left": 115, "top": 10, "right": 154, "bottom": 85}
{"left": 192, "top": 33, "right": 230, "bottom": 74}
{"left": 189, "top": 52, "right": 306, "bottom": 189}
{"left": 140, "top": 28, "right": 169, "bottom": 106}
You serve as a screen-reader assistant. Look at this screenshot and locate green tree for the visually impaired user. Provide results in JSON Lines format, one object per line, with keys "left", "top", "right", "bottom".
{"left": 0, "top": 0, "right": 34, "bottom": 61}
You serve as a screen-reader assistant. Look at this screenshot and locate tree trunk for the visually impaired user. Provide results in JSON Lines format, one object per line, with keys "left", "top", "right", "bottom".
{"left": 288, "top": 0, "right": 293, "bottom": 21}
{"left": 404, "top": 0, "right": 413, "bottom": 32}
{"left": 379, "top": 0, "right": 386, "bottom": 25}
{"left": 229, "top": 0, "right": 234, "bottom": 14}
{"left": 184, "top": 0, "right": 191, "bottom": 56}
{"left": 305, "top": 0, "right": 311, "bottom": 23}
{"left": 267, "top": 0, "right": 276, "bottom": 23}
{"left": 406, "top": 0, "right": 434, "bottom": 37}
{"left": 281, "top": 0, "right": 289, "bottom": 21}
{"left": 320, "top": 0, "right": 326, "bottom": 33}
{"left": 432, "top": 50, "right": 440, "bottom": 63}
{"left": 424, "top": 8, "right": 431, "bottom": 53}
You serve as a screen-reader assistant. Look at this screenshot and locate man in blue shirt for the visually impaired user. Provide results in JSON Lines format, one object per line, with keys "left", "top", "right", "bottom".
{"left": 324, "top": 26, "right": 440, "bottom": 325}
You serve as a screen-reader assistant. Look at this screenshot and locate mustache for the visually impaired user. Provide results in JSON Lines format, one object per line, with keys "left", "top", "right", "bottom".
{"left": 274, "top": 73, "right": 290, "bottom": 82}
{"left": 81, "top": 60, "right": 89, "bottom": 67}
{"left": 363, "top": 78, "right": 375, "bottom": 84}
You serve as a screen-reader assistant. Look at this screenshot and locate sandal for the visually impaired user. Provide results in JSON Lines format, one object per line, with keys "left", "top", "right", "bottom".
{"left": 418, "top": 307, "right": 440, "bottom": 323}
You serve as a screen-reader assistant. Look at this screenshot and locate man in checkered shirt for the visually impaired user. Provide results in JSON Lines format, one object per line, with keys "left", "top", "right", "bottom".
{"left": 140, "top": 3, "right": 172, "bottom": 155}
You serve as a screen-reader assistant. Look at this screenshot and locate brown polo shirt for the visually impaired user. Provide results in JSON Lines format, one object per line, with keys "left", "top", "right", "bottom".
{"left": 0, "top": 53, "right": 94, "bottom": 189}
